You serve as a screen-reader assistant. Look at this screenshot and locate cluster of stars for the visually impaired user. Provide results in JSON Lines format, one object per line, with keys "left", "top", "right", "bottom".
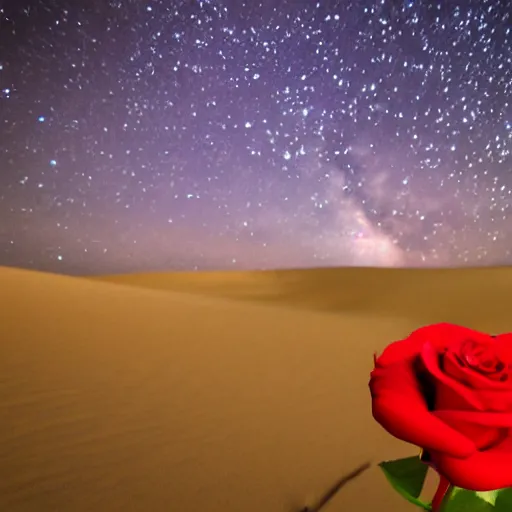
{"left": 0, "top": 0, "right": 511, "bottom": 274}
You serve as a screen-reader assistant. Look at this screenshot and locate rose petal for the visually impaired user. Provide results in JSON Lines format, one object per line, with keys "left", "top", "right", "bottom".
{"left": 370, "top": 359, "right": 476, "bottom": 458}
{"left": 494, "top": 333, "right": 512, "bottom": 360}
{"left": 443, "top": 350, "right": 512, "bottom": 390}
{"left": 431, "top": 435, "right": 512, "bottom": 491}
{"left": 431, "top": 409, "right": 506, "bottom": 450}
{"left": 421, "top": 341, "right": 485, "bottom": 410}
{"left": 375, "top": 323, "right": 485, "bottom": 367}
{"left": 434, "top": 410, "right": 512, "bottom": 428}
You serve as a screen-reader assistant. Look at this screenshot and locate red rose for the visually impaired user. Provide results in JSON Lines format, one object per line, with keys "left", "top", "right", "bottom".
{"left": 370, "top": 323, "right": 512, "bottom": 491}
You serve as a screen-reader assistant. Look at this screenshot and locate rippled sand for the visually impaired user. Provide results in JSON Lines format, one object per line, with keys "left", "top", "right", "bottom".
{"left": 1, "top": 265, "right": 510, "bottom": 511}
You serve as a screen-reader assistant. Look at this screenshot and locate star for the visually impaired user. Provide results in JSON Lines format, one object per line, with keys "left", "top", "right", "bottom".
{"left": 0, "top": 0, "right": 511, "bottom": 274}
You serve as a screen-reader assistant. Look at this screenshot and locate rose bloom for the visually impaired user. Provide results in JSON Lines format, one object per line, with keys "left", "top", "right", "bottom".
{"left": 370, "top": 323, "right": 512, "bottom": 491}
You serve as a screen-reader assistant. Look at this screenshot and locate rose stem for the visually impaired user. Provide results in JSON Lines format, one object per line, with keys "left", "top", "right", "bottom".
{"left": 431, "top": 475, "right": 452, "bottom": 512}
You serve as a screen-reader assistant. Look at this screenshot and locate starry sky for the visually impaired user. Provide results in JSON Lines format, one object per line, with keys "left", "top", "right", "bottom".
{"left": 0, "top": 0, "right": 511, "bottom": 275}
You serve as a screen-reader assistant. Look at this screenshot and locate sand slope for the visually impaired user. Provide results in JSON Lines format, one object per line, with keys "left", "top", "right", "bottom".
{"left": 96, "top": 266, "right": 512, "bottom": 328}
{"left": 1, "top": 266, "right": 511, "bottom": 511}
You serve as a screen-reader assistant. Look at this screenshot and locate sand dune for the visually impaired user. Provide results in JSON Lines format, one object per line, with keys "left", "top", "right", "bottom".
{"left": 96, "top": 266, "right": 512, "bottom": 329}
{"left": 1, "top": 265, "right": 511, "bottom": 511}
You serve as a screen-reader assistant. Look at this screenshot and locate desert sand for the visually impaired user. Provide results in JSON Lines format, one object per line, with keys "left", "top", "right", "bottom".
{"left": 1, "top": 265, "right": 511, "bottom": 511}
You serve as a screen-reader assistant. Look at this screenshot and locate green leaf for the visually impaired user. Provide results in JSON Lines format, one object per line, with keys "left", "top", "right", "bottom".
{"left": 494, "top": 488, "right": 512, "bottom": 511}
{"left": 441, "top": 488, "right": 494, "bottom": 512}
{"left": 378, "top": 456, "right": 431, "bottom": 510}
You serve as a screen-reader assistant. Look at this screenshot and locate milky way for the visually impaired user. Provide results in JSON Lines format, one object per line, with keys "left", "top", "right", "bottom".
{"left": 0, "top": 0, "right": 511, "bottom": 274}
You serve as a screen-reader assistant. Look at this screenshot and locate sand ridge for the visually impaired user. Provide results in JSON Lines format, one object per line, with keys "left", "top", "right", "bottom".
{"left": 96, "top": 266, "right": 512, "bottom": 329}
{"left": 1, "top": 265, "right": 511, "bottom": 511}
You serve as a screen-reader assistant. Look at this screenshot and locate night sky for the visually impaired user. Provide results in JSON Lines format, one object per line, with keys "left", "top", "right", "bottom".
{"left": 0, "top": 0, "right": 511, "bottom": 275}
